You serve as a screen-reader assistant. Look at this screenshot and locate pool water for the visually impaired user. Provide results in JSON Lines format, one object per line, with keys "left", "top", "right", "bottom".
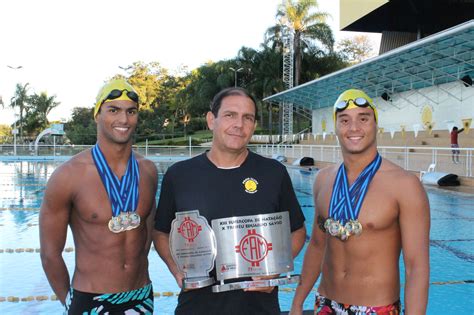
{"left": 0, "top": 161, "right": 473, "bottom": 314}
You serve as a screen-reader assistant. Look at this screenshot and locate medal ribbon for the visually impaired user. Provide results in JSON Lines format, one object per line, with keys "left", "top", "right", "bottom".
{"left": 92, "top": 144, "right": 140, "bottom": 217}
{"left": 328, "top": 153, "right": 381, "bottom": 224}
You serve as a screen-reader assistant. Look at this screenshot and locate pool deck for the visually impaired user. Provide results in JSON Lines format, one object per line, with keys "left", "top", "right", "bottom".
{"left": 436, "top": 184, "right": 474, "bottom": 195}
{"left": 302, "top": 160, "right": 474, "bottom": 195}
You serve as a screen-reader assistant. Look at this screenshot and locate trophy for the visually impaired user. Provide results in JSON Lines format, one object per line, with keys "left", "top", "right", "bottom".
{"left": 170, "top": 210, "right": 217, "bottom": 289}
{"left": 211, "top": 211, "right": 300, "bottom": 293}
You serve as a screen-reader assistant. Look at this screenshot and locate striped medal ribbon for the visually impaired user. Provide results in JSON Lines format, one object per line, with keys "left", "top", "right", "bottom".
{"left": 325, "top": 152, "right": 382, "bottom": 241}
{"left": 92, "top": 144, "right": 140, "bottom": 233}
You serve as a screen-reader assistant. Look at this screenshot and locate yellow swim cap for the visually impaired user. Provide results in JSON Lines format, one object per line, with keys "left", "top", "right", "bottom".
{"left": 333, "top": 89, "right": 378, "bottom": 123}
{"left": 94, "top": 78, "right": 139, "bottom": 117}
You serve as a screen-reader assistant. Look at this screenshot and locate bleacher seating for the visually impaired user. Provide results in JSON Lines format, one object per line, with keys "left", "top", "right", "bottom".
{"left": 300, "top": 129, "right": 473, "bottom": 148}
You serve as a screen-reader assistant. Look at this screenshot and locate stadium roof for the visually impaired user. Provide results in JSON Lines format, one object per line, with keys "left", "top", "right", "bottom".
{"left": 263, "top": 20, "right": 474, "bottom": 110}
{"left": 340, "top": 0, "right": 474, "bottom": 35}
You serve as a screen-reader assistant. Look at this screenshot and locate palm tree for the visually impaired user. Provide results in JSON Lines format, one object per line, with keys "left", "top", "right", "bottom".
{"left": 25, "top": 92, "right": 60, "bottom": 135}
{"left": 236, "top": 46, "right": 283, "bottom": 132}
{"left": 265, "top": 0, "right": 334, "bottom": 86}
{"left": 7, "top": 83, "right": 30, "bottom": 137}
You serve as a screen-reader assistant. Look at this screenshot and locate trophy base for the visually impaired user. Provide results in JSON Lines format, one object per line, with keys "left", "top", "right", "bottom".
{"left": 211, "top": 275, "right": 300, "bottom": 293}
{"left": 183, "top": 277, "right": 215, "bottom": 290}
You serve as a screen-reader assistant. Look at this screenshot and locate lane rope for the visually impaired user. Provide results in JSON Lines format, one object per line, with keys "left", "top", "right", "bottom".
{"left": 1, "top": 280, "right": 472, "bottom": 303}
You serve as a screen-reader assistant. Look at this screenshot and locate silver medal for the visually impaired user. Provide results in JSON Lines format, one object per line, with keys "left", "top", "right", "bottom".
{"left": 127, "top": 212, "right": 141, "bottom": 230}
{"left": 352, "top": 220, "right": 363, "bottom": 236}
{"left": 328, "top": 220, "right": 342, "bottom": 237}
{"left": 120, "top": 212, "right": 131, "bottom": 230}
{"left": 108, "top": 216, "right": 123, "bottom": 233}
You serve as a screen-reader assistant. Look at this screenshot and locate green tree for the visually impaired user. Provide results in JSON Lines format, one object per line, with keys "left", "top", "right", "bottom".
{"left": 236, "top": 46, "right": 283, "bottom": 132}
{"left": 65, "top": 107, "right": 96, "bottom": 145}
{"left": 301, "top": 52, "right": 349, "bottom": 83}
{"left": 118, "top": 61, "right": 169, "bottom": 110}
{"left": 0, "top": 124, "right": 12, "bottom": 144}
{"left": 336, "top": 35, "right": 375, "bottom": 64}
{"left": 24, "top": 92, "right": 60, "bottom": 135}
{"left": 6, "top": 83, "right": 30, "bottom": 137}
{"left": 266, "top": 0, "right": 334, "bottom": 86}
{"left": 178, "top": 61, "right": 232, "bottom": 119}
{"left": 117, "top": 62, "right": 191, "bottom": 140}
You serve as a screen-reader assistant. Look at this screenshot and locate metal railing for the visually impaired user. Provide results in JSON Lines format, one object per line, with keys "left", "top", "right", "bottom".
{"left": 256, "top": 144, "right": 473, "bottom": 178}
{"left": 1, "top": 143, "right": 472, "bottom": 178}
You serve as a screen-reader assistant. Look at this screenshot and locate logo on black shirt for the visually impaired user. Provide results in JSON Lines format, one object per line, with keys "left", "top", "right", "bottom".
{"left": 242, "top": 177, "right": 258, "bottom": 194}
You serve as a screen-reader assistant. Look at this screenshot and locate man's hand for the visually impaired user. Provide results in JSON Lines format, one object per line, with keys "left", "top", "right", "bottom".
{"left": 173, "top": 271, "right": 185, "bottom": 289}
{"left": 175, "top": 272, "right": 205, "bottom": 292}
{"left": 289, "top": 303, "right": 304, "bottom": 315}
{"left": 244, "top": 275, "right": 279, "bottom": 293}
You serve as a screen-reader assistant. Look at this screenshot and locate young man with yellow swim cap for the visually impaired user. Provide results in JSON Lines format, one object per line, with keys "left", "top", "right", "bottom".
{"left": 290, "top": 89, "right": 430, "bottom": 315}
{"left": 40, "top": 78, "right": 158, "bottom": 314}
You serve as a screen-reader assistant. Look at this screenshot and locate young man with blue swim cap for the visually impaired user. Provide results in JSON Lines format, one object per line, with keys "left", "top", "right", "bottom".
{"left": 40, "top": 78, "right": 158, "bottom": 314}
{"left": 290, "top": 89, "right": 430, "bottom": 314}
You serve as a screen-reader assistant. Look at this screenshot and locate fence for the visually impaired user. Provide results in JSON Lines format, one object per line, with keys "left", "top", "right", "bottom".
{"left": 0, "top": 143, "right": 472, "bottom": 178}
{"left": 256, "top": 144, "right": 473, "bottom": 178}
{"left": 0, "top": 143, "right": 211, "bottom": 159}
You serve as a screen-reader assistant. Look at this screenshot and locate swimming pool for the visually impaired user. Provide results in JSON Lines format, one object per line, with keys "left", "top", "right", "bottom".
{"left": 0, "top": 160, "right": 473, "bottom": 314}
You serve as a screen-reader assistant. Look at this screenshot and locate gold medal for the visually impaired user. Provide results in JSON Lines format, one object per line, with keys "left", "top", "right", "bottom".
{"left": 108, "top": 216, "right": 123, "bottom": 233}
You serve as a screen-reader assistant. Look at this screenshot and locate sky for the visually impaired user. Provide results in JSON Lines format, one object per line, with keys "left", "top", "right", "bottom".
{"left": 0, "top": 0, "right": 380, "bottom": 126}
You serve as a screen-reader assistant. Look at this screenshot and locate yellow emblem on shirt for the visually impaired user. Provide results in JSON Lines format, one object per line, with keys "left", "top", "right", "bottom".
{"left": 243, "top": 177, "right": 258, "bottom": 194}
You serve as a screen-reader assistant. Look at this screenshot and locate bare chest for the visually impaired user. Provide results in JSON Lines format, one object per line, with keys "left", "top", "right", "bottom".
{"left": 71, "top": 170, "right": 154, "bottom": 225}
{"left": 318, "top": 179, "right": 399, "bottom": 232}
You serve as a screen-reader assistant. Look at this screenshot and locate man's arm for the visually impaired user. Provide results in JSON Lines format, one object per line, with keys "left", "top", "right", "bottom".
{"left": 39, "top": 166, "right": 73, "bottom": 304}
{"left": 290, "top": 171, "right": 328, "bottom": 315}
{"left": 152, "top": 230, "right": 184, "bottom": 288}
{"left": 291, "top": 225, "right": 306, "bottom": 258}
{"left": 290, "top": 223, "right": 326, "bottom": 315}
{"left": 458, "top": 128, "right": 465, "bottom": 134}
{"left": 399, "top": 173, "right": 430, "bottom": 315}
{"left": 145, "top": 201, "right": 157, "bottom": 252}
{"left": 143, "top": 160, "right": 158, "bottom": 253}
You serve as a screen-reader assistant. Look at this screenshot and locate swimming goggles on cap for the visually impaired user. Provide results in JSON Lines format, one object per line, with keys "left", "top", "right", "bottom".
{"left": 102, "top": 89, "right": 139, "bottom": 105}
{"left": 334, "top": 97, "right": 373, "bottom": 112}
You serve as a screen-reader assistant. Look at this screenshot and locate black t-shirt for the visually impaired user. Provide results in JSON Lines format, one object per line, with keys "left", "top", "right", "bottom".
{"left": 155, "top": 151, "right": 305, "bottom": 315}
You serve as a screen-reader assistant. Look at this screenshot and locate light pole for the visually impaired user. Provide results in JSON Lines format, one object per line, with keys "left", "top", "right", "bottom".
{"left": 229, "top": 67, "right": 244, "bottom": 87}
{"left": 7, "top": 65, "right": 23, "bottom": 155}
{"left": 12, "top": 111, "right": 18, "bottom": 156}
